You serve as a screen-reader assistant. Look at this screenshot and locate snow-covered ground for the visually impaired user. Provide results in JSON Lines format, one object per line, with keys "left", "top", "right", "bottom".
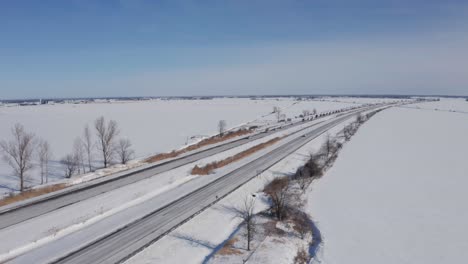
{"left": 0, "top": 97, "right": 421, "bottom": 263}
{"left": 0, "top": 97, "right": 364, "bottom": 195}
{"left": 0, "top": 111, "right": 347, "bottom": 262}
{"left": 403, "top": 97, "right": 468, "bottom": 113}
{"left": 306, "top": 99, "right": 468, "bottom": 263}
{"left": 0, "top": 96, "right": 415, "bottom": 262}
{"left": 124, "top": 113, "right": 359, "bottom": 264}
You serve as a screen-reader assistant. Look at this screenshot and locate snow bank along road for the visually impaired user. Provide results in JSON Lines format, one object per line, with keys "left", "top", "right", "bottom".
{"left": 0, "top": 109, "right": 339, "bottom": 229}
{"left": 10, "top": 108, "right": 377, "bottom": 264}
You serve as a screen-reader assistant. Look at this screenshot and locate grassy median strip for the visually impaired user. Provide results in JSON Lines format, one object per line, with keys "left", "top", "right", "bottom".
{"left": 191, "top": 137, "right": 282, "bottom": 175}
{"left": 145, "top": 128, "right": 254, "bottom": 163}
{"left": 0, "top": 183, "right": 67, "bottom": 207}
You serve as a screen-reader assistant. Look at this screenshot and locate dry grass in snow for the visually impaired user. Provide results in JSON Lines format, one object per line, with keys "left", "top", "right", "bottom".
{"left": 218, "top": 237, "right": 242, "bottom": 256}
{"left": 0, "top": 183, "right": 67, "bottom": 207}
{"left": 145, "top": 128, "right": 254, "bottom": 163}
{"left": 191, "top": 137, "right": 282, "bottom": 175}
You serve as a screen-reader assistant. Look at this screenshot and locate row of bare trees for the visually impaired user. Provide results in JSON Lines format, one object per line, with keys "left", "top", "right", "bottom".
{"left": 301, "top": 108, "right": 317, "bottom": 118}
{"left": 275, "top": 105, "right": 345, "bottom": 122}
{"left": 342, "top": 112, "right": 375, "bottom": 141}
{"left": 37, "top": 139, "right": 52, "bottom": 185}
{"left": 0, "top": 116, "right": 135, "bottom": 191}
{"left": 244, "top": 133, "right": 342, "bottom": 253}
{"left": 236, "top": 174, "right": 315, "bottom": 254}
{"left": 235, "top": 111, "right": 380, "bottom": 257}
{"left": 0, "top": 124, "right": 53, "bottom": 191}
{"left": 234, "top": 146, "right": 326, "bottom": 253}
{"left": 218, "top": 120, "right": 227, "bottom": 136}
{"left": 61, "top": 116, "right": 134, "bottom": 178}
{"left": 273, "top": 106, "right": 282, "bottom": 121}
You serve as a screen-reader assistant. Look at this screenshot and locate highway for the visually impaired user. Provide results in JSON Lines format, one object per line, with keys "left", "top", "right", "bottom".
{"left": 56, "top": 110, "right": 365, "bottom": 264}
{"left": 0, "top": 109, "right": 341, "bottom": 229}
{"left": 7, "top": 108, "right": 369, "bottom": 264}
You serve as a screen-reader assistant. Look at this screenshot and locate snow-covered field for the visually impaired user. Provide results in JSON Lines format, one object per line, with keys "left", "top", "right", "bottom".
{"left": 0, "top": 97, "right": 368, "bottom": 194}
{"left": 306, "top": 99, "right": 468, "bottom": 263}
{"left": 405, "top": 97, "right": 468, "bottom": 113}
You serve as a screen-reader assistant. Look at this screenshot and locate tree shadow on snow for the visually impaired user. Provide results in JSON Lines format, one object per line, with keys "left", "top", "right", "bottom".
{"left": 308, "top": 218, "right": 323, "bottom": 261}
{"left": 201, "top": 224, "right": 243, "bottom": 264}
{"left": 0, "top": 183, "right": 17, "bottom": 193}
{"left": 0, "top": 173, "right": 20, "bottom": 192}
{"left": 269, "top": 170, "right": 290, "bottom": 177}
{"left": 212, "top": 204, "right": 242, "bottom": 219}
{"left": 171, "top": 232, "right": 217, "bottom": 252}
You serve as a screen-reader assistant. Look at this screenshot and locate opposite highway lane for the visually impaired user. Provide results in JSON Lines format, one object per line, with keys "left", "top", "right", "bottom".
{"left": 0, "top": 110, "right": 340, "bottom": 229}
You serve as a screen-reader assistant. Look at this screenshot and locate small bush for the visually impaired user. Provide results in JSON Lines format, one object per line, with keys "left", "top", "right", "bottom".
{"left": 264, "top": 177, "right": 290, "bottom": 220}
{"left": 218, "top": 237, "right": 242, "bottom": 255}
{"left": 293, "top": 247, "right": 310, "bottom": 264}
{"left": 304, "top": 154, "right": 323, "bottom": 179}
{"left": 291, "top": 211, "right": 311, "bottom": 239}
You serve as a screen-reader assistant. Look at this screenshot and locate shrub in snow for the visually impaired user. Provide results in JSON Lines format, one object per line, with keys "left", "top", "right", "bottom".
{"left": 294, "top": 247, "right": 310, "bottom": 264}
{"left": 264, "top": 177, "right": 290, "bottom": 221}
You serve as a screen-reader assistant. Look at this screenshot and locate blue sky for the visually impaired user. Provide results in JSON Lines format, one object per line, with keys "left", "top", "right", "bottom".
{"left": 1, "top": 0, "right": 468, "bottom": 99}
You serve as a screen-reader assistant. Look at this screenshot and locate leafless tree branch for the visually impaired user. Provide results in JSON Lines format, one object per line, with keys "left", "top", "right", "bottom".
{"left": 94, "top": 116, "right": 120, "bottom": 168}
{"left": 37, "top": 139, "right": 52, "bottom": 184}
{"left": 116, "top": 138, "right": 134, "bottom": 164}
{"left": 0, "top": 123, "right": 36, "bottom": 191}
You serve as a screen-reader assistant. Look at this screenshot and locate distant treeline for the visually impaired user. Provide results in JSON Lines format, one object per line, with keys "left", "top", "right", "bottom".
{"left": 2, "top": 95, "right": 467, "bottom": 105}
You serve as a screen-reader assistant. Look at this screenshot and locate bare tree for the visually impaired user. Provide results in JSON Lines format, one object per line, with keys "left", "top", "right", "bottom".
{"left": 277, "top": 110, "right": 283, "bottom": 121}
{"left": 305, "top": 153, "right": 322, "bottom": 178}
{"left": 116, "top": 138, "right": 134, "bottom": 164}
{"left": 273, "top": 106, "right": 282, "bottom": 121}
{"left": 312, "top": 108, "right": 317, "bottom": 115}
{"left": 94, "top": 116, "right": 120, "bottom": 168}
{"left": 294, "top": 247, "right": 309, "bottom": 264}
{"left": 356, "top": 113, "right": 365, "bottom": 124}
{"left": 322, "top": 133, "right": 336, "bottom": 159}
{"left": 73, "top": 138, "right": 86, "bottom": 174}
{"left": 218, "top": 120, "right": 227, "bottom": 137}
{"left": 292, "top": 211, "right": 311, "bottom": 239}
{"left": 37, "top": 139, "right": 52, "bottom": 184}
{"left": 343, "top": 124, "right": 353, "bottom": 141}
{"left": 237, "top": 196, "right": 256, "bottom": 251}
{"left": 264, "top": 177, "right": 290, "bottom": 220}
{"left": 82, "top": 125, "right": 94, "bottom": 172}
{"left": 61, "top": 154, "right": 78, "bottom": 178}
{"left": 0, "top": 124, "right": 35, "bottom": 191}
{"left": 296, "top": 168, "right": 311, "bottom": 192}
